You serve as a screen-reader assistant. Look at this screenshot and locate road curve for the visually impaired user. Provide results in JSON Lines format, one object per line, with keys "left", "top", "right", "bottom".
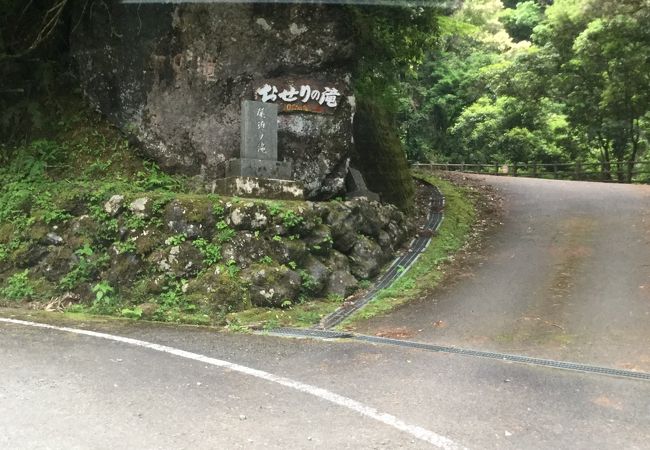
{"left": 2, "top": 315, "right": 650, "bottom": 449}
{"left": 358, "top": 176, "right": 650, "bottom": 372}
{"left": 2, "top": 176, "right": 650, "bottom": 449}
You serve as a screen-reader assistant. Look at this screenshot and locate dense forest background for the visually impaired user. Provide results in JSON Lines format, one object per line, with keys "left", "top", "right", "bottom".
{"left": 396, "top": 0, "right": 649, "bottom": 180}
{"left": 1, "top": 0, "right": 649, "bottom": 179}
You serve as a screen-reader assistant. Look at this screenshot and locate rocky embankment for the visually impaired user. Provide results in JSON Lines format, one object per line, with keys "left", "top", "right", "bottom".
{"left": 1, "top": 193, "right": 413, "bottom": 320}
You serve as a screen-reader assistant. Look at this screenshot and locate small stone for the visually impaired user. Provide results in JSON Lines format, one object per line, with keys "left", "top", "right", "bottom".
{"left": 45, "top": 233, "right": 64, "bottom": 246}
{"left": 129, "top": 197, "right": 151, "bottom": 218}
{"left": 104, "top": 195, "right": 125, "bottom": 216}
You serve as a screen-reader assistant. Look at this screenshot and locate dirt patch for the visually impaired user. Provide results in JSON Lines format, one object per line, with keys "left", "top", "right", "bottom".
{"left": 374, "top": 327, "right": 416, "bottom": 339}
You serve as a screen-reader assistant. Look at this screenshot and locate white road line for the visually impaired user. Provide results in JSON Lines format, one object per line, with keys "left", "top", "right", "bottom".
{"left": 0, "top": 317, "right": 466, "bottom": 449}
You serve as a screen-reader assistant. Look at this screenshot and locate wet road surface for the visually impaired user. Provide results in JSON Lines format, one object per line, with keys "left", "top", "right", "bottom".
{"left": 1, "top": 316, "right": 650, "bottom": 449}
{"left": 2, "top": 176, "right": 650, "bottom": 449}
{"left": 358, "top": 176, "right": 650, "bottom": 372}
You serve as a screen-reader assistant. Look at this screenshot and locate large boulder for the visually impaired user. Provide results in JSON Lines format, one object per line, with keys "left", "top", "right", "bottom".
{"left": 71, "top": 4, "right": 355, "bottom": 199}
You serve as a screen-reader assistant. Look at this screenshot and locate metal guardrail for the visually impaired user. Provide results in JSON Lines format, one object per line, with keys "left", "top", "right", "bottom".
{"left": 412, "top": 161, "right": 650, "bottom": 183}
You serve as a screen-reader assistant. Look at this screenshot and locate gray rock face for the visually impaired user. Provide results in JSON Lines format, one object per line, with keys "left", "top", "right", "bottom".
{"left": 221, "top": 232, "right": 275, "bottom": 268}
{"left": 107, "top": 250, "right": 141, "bottom": 286}
{"left": 164, "top": 199, "right": 216, "bottom": 239}
{"left": 326, "top": 270, "right": 358, "bottom": 298}
{"left": 242, "top": 263, "right": 302, "bottom": 307}
{"left": 152, "top": 242, "right": 204, "bottom": 277}
{"left": 129, "top": 197, "right": 152, "bottom": 219}
{"left": 228, "top": 203, "right": 270, "bottom": 231}
{"left": 71, "top": 4, "right": 355, "bottom": 199}
{"left": 302, "top": 255, "right": 331, "bottom": 295}
{"left": 348, "top": 235, "right": 386, "bottom": 280}
{"left": 104, "top": 195, "right": 125, "bottom": 217}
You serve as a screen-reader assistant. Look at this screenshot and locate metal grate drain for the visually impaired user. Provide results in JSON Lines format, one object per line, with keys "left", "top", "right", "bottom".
{"left": 264, "top": 328, "right": 354, "bottom": 339}
{"left": 264, "top": 328, "right": 650, "bottom": 382}
{"left": 354, "top": 335, "right": 650, "bottom": 381}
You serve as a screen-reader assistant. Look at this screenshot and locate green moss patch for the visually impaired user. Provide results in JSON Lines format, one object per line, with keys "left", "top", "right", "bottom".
{"left": 351, "top": 98, "right": 415, "bottom": 213}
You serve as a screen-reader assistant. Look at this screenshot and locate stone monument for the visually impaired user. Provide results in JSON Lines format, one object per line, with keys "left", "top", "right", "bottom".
{"left": 213, "top": 100, "right": 304, "bottom": 200}
{"left": 226, "top": 101, "right": 291, "bottom": 180}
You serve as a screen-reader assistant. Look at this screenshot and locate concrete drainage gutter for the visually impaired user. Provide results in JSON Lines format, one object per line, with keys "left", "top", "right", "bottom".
{"left": 317, "top": 183, "right": 445, "bottom": 330}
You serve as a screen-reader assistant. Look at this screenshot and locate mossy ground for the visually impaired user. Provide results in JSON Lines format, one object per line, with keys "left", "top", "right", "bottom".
{"left": 224, "top": 295, "right": 344, "bottom": 331}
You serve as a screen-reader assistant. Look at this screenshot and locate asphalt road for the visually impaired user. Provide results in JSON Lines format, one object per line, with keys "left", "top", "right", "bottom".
{"left": 2, "top": 176, "right": 650, "bottom": 449}
{"left": 359, "top": 176, "right": 650, "bottom": 372}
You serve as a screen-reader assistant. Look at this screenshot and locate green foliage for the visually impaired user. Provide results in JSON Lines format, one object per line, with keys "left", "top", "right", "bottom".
{"left": 225, "top": 259, "right": 240, "bottom": 278}
{"left": 260, "top": 255, "right": 273, "bottom": 265}
{"left": 136, "top": 161, "right": 183, "bottom": 191}
{"left": 298, "top": 270, "right": 319, "bottom": 296}
{"left": 124, "top": 213, "right": 146, "bottom": 231}
{"left": 268, "top": 202, "right": 283, "bottom": 216}
{"left": 399, "top": 0, "right": 649, "bottom": 174}
{"left": 114, "top": 239, "right": 136, "bottom": 255}
{"left": 151, "top": 278, "right": 210, "bottom": 323}
{"left": 215, "top": 220, "right": 235, "bottom": 243}
{"left": 349, "top": 4, "right": 441, "bottom": 111}
{"left": 500, "top": 1, "right": 544, "bottom": 42}
{"left": 166, "top": 233, "right": 187, "bottom": 246}
{"left": 280, "top": 210, "right": 304, "bottom": 229}
{"left": 193, "top": 238, "right": 221, "bottom": 266}
{"left": 1, "top": 269, "right": 34, "bottom": 300}
{"left": 121, "top": 307, "right": 143, "bottom": 319}
{"left": 210, "top": 198, "right": 225, "bottom": 218}
{"left": 91, "top": 281, "right": 116, "bottom": 314}
{"left": 59, "top": 245, "right": 108, "bottom": 291}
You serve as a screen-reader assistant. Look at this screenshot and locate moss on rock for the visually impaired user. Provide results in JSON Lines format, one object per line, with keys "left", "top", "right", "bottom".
{"left": 351, "top": 98, "right": 415, "bottom": 213}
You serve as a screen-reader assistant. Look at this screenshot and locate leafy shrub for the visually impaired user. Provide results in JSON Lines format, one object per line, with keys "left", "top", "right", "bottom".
{"left": 281, "top": 210, "right": 304, "bottom": 229}
{"left": 121, "top": 307, "right": 143, "bottom": 319}
{"left": 193, "top": 238, "right": 221, "bottom": 266}
{"left": 137, "top": 161, "right": 182, "bottom": 191}
{"left": 91, "top": 281, "right": 116, "bottom": 313}
{"left": 1, "top": 270, "right": 34, "bottom": 300}
{"left": 215, "top": 221, "right": 235, "bottom": 243}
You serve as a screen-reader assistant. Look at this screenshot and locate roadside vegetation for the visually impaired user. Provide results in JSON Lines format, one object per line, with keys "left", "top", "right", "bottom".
{"left": 337, "top": 170, "right": 476, "bottom": 330}
{"left": 0, "top": 96, "right": 416, "bottom": 329}
{"left": 0, "top": 103, "right": 477, "bottom": 331}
